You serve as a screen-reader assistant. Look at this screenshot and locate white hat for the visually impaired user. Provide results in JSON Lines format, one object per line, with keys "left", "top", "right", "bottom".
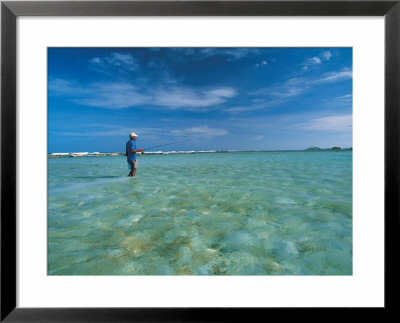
{"left": 129, "top": 132, "right": 138, "bottom": 138}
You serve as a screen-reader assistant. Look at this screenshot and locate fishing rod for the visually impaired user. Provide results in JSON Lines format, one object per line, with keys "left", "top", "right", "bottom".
{"left": 141, "top": 139, "right": 190, "bottom": 151}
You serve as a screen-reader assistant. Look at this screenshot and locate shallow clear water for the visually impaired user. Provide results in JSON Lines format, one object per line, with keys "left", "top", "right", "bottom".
{"left": 48, "top": 151, "right": 352, "bottom": 275}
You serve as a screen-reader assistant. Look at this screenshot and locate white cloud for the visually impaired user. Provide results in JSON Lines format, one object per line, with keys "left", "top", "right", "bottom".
{"left": 54, "top": 124, "right": 228, "bottom": 141}
{"left": 312, "top": 68, "right": 352, "bottom": 84}
{"left": 253, "top": 77, "right": 306, "bottom": 99}
{"left": 49, "top": 78, "right": 236, "bottom": 110}
{"left": 303, "top": 51, "right": 333, "bottom": 70}
{"left": 296, "top": 114, "right": 352, "bottom": 132}
{"left": 190, "top": 126, "right": 228, "bottom": 137}
{"left": 303, "top": 56, "right": 321, "bottom": 70}
{"left": 255, "top": 60, "right": 268, "bottom": 68}
{"left": 90, "top": 57, "right": 101, "bottom": 64}
{"left": 207, "top": 88, "right": 236, "bottom": 98}
{"left": 223, "top": 48, "right": 260, "bottom": 60}
{"left": 89, "top": 52, "right": 138, "bottom": 74}
{"left": 225, "top": 98, "right": 286, "bottom": 113}
{"left": 310, "top": 57, "right": 321, "bottom": 64}
{"left": 252, "top": 135, "right": 264, "bottom": 140}
{"left": 226, "top": 106, "right": 255, "bottom": 113}
{"left": 153, "top": 87, "right": 236, "bottom": 110}
{"left": 241, "top": 67, "right": 352, "bottom": 114}
{"left": 53, "top": 128, "right": 133, "bottom": 137}
{"left": 172, "top": 48, "right": 260, "bottom": 61}
{"left": 336, "top": 94, "right": 353, "bottom": 102}
{"left": 337, "top": 94, "right": 352, "bottom": 99}
{"left": 72, "top": 83, "right": 150, "bottom": 109}
{"left": 53, "top": 125, "right": 169, "bottom": 139}
{"left": 322, "top": 51, "right": 333, "bottom": 61}
{"left": 261, "top": 68, "right": 352, "bottom": 98}
{"left": 171, "top": 125, "right": 228, "bottom": 139}
{"left": 48, "top": 79, "right": 88, "bottom": 95}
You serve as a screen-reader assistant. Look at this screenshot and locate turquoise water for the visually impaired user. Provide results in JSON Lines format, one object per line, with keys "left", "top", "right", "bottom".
{"left": 48, "top": 151, "right": 352, "bottom": 275}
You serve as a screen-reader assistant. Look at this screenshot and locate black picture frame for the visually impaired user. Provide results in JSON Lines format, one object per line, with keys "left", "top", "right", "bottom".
{"left": 1, "top": 0, "right": 399, "bottom": 321}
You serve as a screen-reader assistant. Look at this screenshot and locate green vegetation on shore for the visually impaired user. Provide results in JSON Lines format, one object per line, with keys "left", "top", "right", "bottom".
{"left": 305, "top": 146, "right": 352, "bottom": 151}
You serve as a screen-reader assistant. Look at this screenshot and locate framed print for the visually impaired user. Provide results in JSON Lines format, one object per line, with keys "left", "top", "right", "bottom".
{"left": 1, "top": 0, "right": 399, "bottom": 321}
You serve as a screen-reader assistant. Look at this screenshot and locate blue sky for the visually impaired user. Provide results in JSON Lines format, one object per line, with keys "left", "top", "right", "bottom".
{"left": 48, "top": 48, "right": 352, "bottom": 152}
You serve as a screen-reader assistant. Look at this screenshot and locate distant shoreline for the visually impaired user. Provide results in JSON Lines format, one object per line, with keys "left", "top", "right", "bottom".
{"left": 48, "top": 147, "right": 352, "bottom": 158}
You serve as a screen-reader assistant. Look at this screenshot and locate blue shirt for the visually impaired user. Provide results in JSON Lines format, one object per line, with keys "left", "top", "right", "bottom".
{"left": 126, "top": 139, "right": 137, "bottom": 161}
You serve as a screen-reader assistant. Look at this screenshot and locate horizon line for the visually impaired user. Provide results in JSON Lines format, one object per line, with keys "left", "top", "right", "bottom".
{"left": 48, "top": 147, "right": 353, "bottom": 155}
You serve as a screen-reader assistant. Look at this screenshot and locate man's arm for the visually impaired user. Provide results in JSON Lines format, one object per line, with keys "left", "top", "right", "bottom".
{"left": 130, "top": 141, "right": 143, "bottom": 153}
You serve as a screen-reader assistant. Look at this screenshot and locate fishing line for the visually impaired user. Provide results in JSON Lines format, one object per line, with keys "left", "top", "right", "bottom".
{"left": 141, "top": 139, "right": 190, "bottom": 151}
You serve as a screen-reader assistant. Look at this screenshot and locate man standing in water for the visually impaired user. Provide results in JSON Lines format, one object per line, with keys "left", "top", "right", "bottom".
{"left": 126, "top": 132, "right": 143, "bottom": 177}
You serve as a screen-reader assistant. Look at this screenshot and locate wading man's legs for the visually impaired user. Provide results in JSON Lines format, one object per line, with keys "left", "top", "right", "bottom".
{"left": 128, "top": 160, "right": 138, "bottom": 177}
